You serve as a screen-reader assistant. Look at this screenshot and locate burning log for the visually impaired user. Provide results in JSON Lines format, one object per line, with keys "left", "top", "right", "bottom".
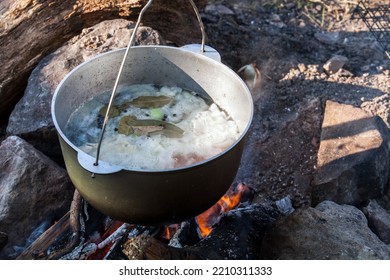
{"left": 59, "top": 207, "right": 133, "bottom": 260}
{"left": 17, "top": 183, "right": 269, "bottom": 260}
{"left": 192, "top": 203, "right": 281, "bottom": 259}
{"left": 196, "top": 183, "right": 254, "bottom": 238}
{"left": 85, "top": 222, "right": 132, "bottom": 260}
{"left": 97, "top": 223, "right": 130, "bottom": 250}
{"left": 121, "top": 185, "right": 280, "bottom": 260}
{"left": 168, "top": 220, "right": 201, "bottom": 248}
{"left": 121, "top": 201, "right": 280, "bottom": 260}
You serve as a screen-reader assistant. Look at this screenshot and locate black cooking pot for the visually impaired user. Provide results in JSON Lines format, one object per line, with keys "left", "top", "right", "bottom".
{"left": 51, "top": 1, "right": 253, "bottom": 225}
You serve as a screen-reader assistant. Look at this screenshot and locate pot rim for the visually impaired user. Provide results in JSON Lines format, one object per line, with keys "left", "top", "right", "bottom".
{"left": 51, "top": 45, "right": 254, "bottom": 174}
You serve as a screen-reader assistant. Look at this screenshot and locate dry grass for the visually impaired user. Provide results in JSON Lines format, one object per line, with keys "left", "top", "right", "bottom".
{"left": 260, "top": 0, "right": 361, "bottom": 30}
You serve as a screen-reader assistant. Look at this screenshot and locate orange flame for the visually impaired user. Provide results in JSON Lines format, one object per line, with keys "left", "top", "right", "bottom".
{"left": 161, "top": 224, "right": 179, "bottom": 240}
{"left": 196, "top": 183, "right": 249, "bottom": 238}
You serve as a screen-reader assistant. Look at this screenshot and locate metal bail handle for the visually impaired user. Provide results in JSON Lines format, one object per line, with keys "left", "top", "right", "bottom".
{"left": 94, "top": 0, "right": 210, "bottom": 168}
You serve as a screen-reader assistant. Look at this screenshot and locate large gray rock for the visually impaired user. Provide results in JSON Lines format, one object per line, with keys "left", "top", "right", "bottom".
{"left": 312, "top": 100, "right": 390, "bottom": 206}
{"left": 6, "top": 19, "right": 164, "bottom": 162}
{"left": 260, "top": 201, "right": 390, "bottom": 259}
{"left": 362, "top": 199, "right": 390, "bottom": 244}
{"left": 0, "top": 136, "right": 74, "bottom": 259}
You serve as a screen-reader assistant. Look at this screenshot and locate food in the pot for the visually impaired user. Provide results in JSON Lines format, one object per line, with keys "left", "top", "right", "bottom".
{"left": 65, "top": 84, "right": 240, "bottom": 170}
{"left": 129, "top": 95, "right": 172, "bottom": 108}
{"left": 117, "top": 116, "right": 184, "bottom": 138}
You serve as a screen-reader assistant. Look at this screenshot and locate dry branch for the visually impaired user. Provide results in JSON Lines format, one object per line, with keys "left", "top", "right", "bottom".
{"left": 47, "top": 190, "right": 83, "bottom": 260}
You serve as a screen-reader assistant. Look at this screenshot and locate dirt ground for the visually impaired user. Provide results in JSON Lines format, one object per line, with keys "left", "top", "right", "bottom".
{"left": 200, "top": 0, "right": 390, "bottom": 208}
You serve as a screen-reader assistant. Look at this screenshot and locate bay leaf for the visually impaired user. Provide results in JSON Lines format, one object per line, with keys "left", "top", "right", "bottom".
{"left": 156, "top": 122, "right": 184, "bottom": 138}
{"left": 132, "top": 125, "right": 164, "bottom": 136}
{"left": 129, "top": 95, "right": 172, "bottom": 108}
{"left": 117, "top": 116, "right": 137, "bottom": 135}
{"left": 117, "top": 101, "right": 132, "bottom": 112}
{"left": 98, "top": 105, "right": 120, "bottom": 118}
{"left": 118, "top": 116, "right": 184, "bottom": 138}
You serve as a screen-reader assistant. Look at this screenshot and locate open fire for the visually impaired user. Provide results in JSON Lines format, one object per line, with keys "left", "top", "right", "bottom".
{"left": 17, "top": 183, "right": 252, "bottom": 260}
{"left": 196, "top": 183, "right": 251, "bottom": 238}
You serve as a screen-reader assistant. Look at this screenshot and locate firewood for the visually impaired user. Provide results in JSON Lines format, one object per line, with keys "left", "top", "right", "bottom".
{"left": 60, "top": 242, "right": 98, "bottom": 260}
{"left": 69, "top": 190, "right": 82, "bottom": 234}
{"left": 97, "top": 223, "right": 131, "bottom": 250}
{"left": 47, "top": 190, "right": 84, "bottom": 260}
{"left": 16, "top": 190, "right": 82, "bottom": 260}
{"left": 122, "top": 235, "right": 208, "bottom": 260}
{"left": 0, "top": 0, "right": 207, "bottom": 116}
{"left": 16, "top": 211, "right": 71, "bottom": 260}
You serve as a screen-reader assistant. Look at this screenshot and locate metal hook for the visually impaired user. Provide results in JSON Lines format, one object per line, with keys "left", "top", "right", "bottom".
{"left": 189, "top": 0, "right": 206, "bottom": 53}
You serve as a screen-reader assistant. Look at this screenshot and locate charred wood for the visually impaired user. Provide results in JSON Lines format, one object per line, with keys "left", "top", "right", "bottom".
{"left": 168, "top": 220, "right": 200, "bottom": 248}
{"left": 97, "top": 223, "right": 131, "bottom": 250}
{"left": 122, "top": 202, "right": 281, "bottom": 260}
{"left": 47, "top": 190, "right": 83, "bottom": 260}
{"left": 192, "top": 203, "right": 282, "bottom": 259}
{"left": 122, "top": 235, "right": 207, "bottom": 260}
{"left": 60, "top": 242, "right": 98, "bottom": 260}
{"left": 16, "top": 190, "right": 84, "bottom": 260}
{"left": 16, "top": 211, "right": 71, "bottom": 260}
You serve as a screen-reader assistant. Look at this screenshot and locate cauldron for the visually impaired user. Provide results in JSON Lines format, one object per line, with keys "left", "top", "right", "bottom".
{"left": 51, "top": 1, "right": 253, "bottom": 225}
{"left": 52, "top": 45, "right": 253, "bottom": 225}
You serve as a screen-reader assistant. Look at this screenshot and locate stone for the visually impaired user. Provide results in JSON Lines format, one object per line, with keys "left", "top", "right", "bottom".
{"left": 362, "top": 199, "right": 390, "bottom": 244}
{"left": 323, "top": 55, "right": 348, "bottom": 74}
{"left": 204, "top": 4, "right": 235, "bottom": 15}
{"left": 6, "top": 19, "right": 164, "bottom": 161}
{"left": 312, "top": 100, "right": 390, "bottom": 206}
{"left": 260, "top": 200, "right": 390, "bottom": 259}
{"left": 275, "top": 196, "right": 294, "bottom": 215}
{"left": 0, "top": 136, "right": 74, "bottom": 259}
{"left": 314, "top": 31, "right": 340, "bottom": 45}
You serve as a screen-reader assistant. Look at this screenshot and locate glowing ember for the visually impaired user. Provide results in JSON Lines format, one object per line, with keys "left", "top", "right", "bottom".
{"left": 161, "top": 224, "right": 179, "bottom": 241}
{"left": 87, "top": 220, "right": 125, "bottom": 260}
{"left": 196, "top": 183, "right": 250, "bottom": 238}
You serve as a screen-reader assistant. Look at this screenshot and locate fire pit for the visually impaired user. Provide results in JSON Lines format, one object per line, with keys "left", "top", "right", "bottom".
{"left": 17, "top": 183, "right": 258, "bottom": 260}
